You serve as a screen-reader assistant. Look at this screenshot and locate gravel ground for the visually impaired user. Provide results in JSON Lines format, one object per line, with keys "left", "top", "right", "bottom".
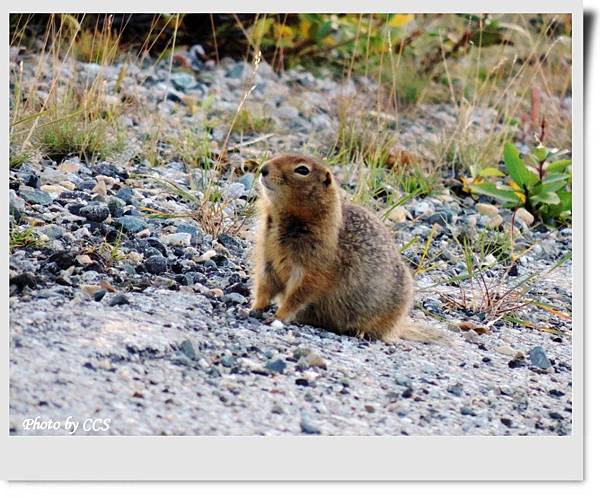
{"left": 9, "top": 284, "right": 572, "bottom": 436}
{"left": 9, "top": 48, "right": 572, "bottom": 436}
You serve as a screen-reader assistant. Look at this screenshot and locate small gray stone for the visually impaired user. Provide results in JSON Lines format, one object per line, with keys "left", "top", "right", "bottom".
{"left": 220, "top": 355, "right": 236, "bottom": 368}
{"left": 276, "top": 105, "right": 300, "bottom": 120}
{"left": 529, "top": 346, "right": 552, "bottom": 370}
{"left": 93, "top": 289, "right": 107, "bottom": 302}
{"left": 79, "top": 203, "right": 110, "bottom": 222}
{"left": 107, "top": 196, "right": 126, "bottom": 217}
{"left": 9, "top": 190, "right": 25, "bottom": 215}
{"left": 305, "top": 352, "right": 327, "bottom": 369}
{"left": 222, "top": 182, "right": 246, "bottom": 200}
{"left": 20, "top": 189, "right": 53, "bottom": 206}
{"left": 447, "top": 383, "right": 463, "bottom": 396}
{"left": 265, "top": 358, "right": 286, "bottom": 374}
{"left": 293, "top": 347, "right": 313, "bottom": 360}
{"left": 176, "top": 224, "right": 201, "bottom": 238}
{"left": 116, "top": 187, "right": 135, "bottom": 204}
{"left": 394, "top": 374, "right": 412, "bottom": 388}
{"left": 109, "top": 293, "right": 129, "bottom": 306}
{"left": 37, "top": 224, "right": 65, "bottom": 240}
{"left": 114, "top": 215, "right": 147, "bottom": 233}
{"left": 300, "top": 416, "right": 321, "bottom": 435}
{"left": 145, "top": 255, "right": 168, "bottom": 275}
{"left": 227, "top": 62, "right": 248, "bottom": 79}
{"left": 238, "top": 174, "right": 255, "bottom": 191}
{"left": 171, "top": 72, "right": 197, "bottom": 91}
{"left": 224, "top": 292, "right": 246, "bottom": 305}
{"left": 161, "top": 232, "right": 192, "bottom": 247}
{"left": 180, "top": 339, "right": 200, "bottom": 361}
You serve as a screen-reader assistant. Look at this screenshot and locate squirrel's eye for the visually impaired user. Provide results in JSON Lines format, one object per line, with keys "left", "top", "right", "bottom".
{"left": 294, "top": 165, "right": 310, "bottom": 176}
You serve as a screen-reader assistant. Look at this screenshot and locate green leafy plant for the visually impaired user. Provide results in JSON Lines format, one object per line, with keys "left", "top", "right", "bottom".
{"left": 469, "top": 142, "right": 572, "bottom": 224}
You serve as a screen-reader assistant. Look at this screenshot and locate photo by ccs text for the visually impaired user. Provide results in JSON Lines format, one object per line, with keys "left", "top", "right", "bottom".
{"left": 20, "top": 416, "right": 111, "bottom": 434}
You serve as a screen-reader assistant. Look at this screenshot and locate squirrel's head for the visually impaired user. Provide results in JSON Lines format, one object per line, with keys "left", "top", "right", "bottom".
{"left": 259, "top": 154, "right": 338, "bottom": 215}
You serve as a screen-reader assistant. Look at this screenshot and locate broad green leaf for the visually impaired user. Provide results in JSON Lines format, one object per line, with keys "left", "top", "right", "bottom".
{"left": 543, "top": 172, "right": 571, "bottom": 182}
{"left": 478, "top": 167, "right": 505, "bottom": 178}
{"left": 470, "top": 182, "right": 522, "bottom": 205}
{"left": 546, "top": 159, "right": 572, "bottom": 173}
{"left": 529, "top": 173, "right": 570, "bottom": 194}
{"left": 530, "top": 191, "right": 560, "bottom": 205}
{"left": 539, "top": 180, "right": 567, "bottom": 193}
{"left": 557, "top": 190, "right": 572, "bottom": 211}
{"left": 504, "top": 143, "right": 533, "bottom": 188}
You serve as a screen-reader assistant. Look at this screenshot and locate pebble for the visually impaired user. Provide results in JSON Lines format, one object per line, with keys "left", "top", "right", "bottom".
{"left": 240, "top": 358, "right": 267, "bottom": 374}
{"left": 224, "top": 293, "right": 246, "bottom": 305}
{"left": 222, "top": 182, "right": 246, "bottom": 200}
{"left": 93, "top": 289, "right": 107, "bottom": 302}
{"left": 9, "top": 190, "right": 25, "bottom": 215}
{"left": 270, "top": 320, "right": 285, "bottom": 330}
{"left": 495, "top": 345, "right": 516, "bottom": 356}
{"left": 515, "top": 207, "right": 535, "bottom": 226}
{"left": 107, "top": 197, "right": 126, "bottom": 217}
{"left": 76, "top": 254, "right": 93, "bottom": 266}
{"left": 19, "top": 189, "right": 53, "bottom": 206}
{"left": 486, "top": 214, "right": 504, "bottom": 229}
{"left": 476, "top": 203, "right": 499, "bottom": 217}
{"left": 447, "top": 383, "right": 463, "bottom": 396}
{"left": 199, "top": 249, "right": 217, "bottom": 262}
{"left": 116, "top": 187, "right": 135, "bottom": 204}
{"left": 207, "top": 288, "right": 224, "bottom": 298}
{"left": 305, "top": 352, "right": 327, "bottom": 369}
{"left": 529, "top": 346, "right": 552, "bottom": 370}
{"left": 109, "top": 293, "right": 129, "bottom": 306}
{"left": 145, "top": 255, "right": 168, "bottom": 275}
{"left": 92, "top": 180, "right": 108, "bottom": 197}
{"left": 238, "top": 174, "right": 254, "bottom": 191}
{"left": 81, "top": 284, "right": 102, "bottom": 297}
{"left": 41, "top": 184, "right": 67, "bottom": 194}
{"left": 114, "top": 215, "right": 147, "bottom": 233}
{"left": 265, "top": 358, "right": 287, "bottom": 374}
{"left": 170, "top": 72, "right": 197, "bottom": 91}
{"left": 387, "top": 205, "right": 408, "bottom": 223}
{"left": 300, "top": 416, "right": 321, "bottom": 435}
{"left": 161, "top": 232, "right": 192, "bottom": 247}
{"left": 79, "top": 203, "right": 110, "bottom": 222}
{"left": 179, "top": 339, "right": 200, "bottom": 361}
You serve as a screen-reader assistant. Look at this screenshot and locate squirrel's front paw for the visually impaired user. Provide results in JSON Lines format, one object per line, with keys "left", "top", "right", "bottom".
{"left": 274, "top": 308, "right": 296, "bottom": 323}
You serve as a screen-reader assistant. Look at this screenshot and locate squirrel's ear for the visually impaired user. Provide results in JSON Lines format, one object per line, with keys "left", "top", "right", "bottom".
{"left": 324, "top": 171, "right": 332, "bottom": 187}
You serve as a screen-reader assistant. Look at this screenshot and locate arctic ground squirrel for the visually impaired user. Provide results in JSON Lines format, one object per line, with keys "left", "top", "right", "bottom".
{"left": 251, "top": 153, "right": 445, "bottom": 343}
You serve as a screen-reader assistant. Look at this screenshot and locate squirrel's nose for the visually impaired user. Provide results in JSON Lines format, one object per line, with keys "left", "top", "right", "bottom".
{"left": 260, "top": 165, "right": 269, "bottom": 177}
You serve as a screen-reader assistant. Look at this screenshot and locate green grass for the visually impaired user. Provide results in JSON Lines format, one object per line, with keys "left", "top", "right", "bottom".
{"left": 167, "top": 127, "right": 212, "bottom": 169}
{"left": 10, "top": 226, "right": 45, "bottom": 252}
{"left": 397, "top": 167, "right": 439, "bottom": 196}
{"left": 9, "top": 150, "right": 32, "bottom": 169}
{"left": 37, "top": 115, "right": 117, "bottom": 162}
{"left": 228, "top": 108, "right": 274, "bottom": 135}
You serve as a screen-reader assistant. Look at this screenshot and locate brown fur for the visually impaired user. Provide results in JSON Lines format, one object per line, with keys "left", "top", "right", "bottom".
{"left": 251, "top": 153, "right": 444, "bottom": 343}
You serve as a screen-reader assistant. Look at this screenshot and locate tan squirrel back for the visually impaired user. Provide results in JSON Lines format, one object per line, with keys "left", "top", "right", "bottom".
{"left": 251, "top": 153, "right": 444, "bottom": 343}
